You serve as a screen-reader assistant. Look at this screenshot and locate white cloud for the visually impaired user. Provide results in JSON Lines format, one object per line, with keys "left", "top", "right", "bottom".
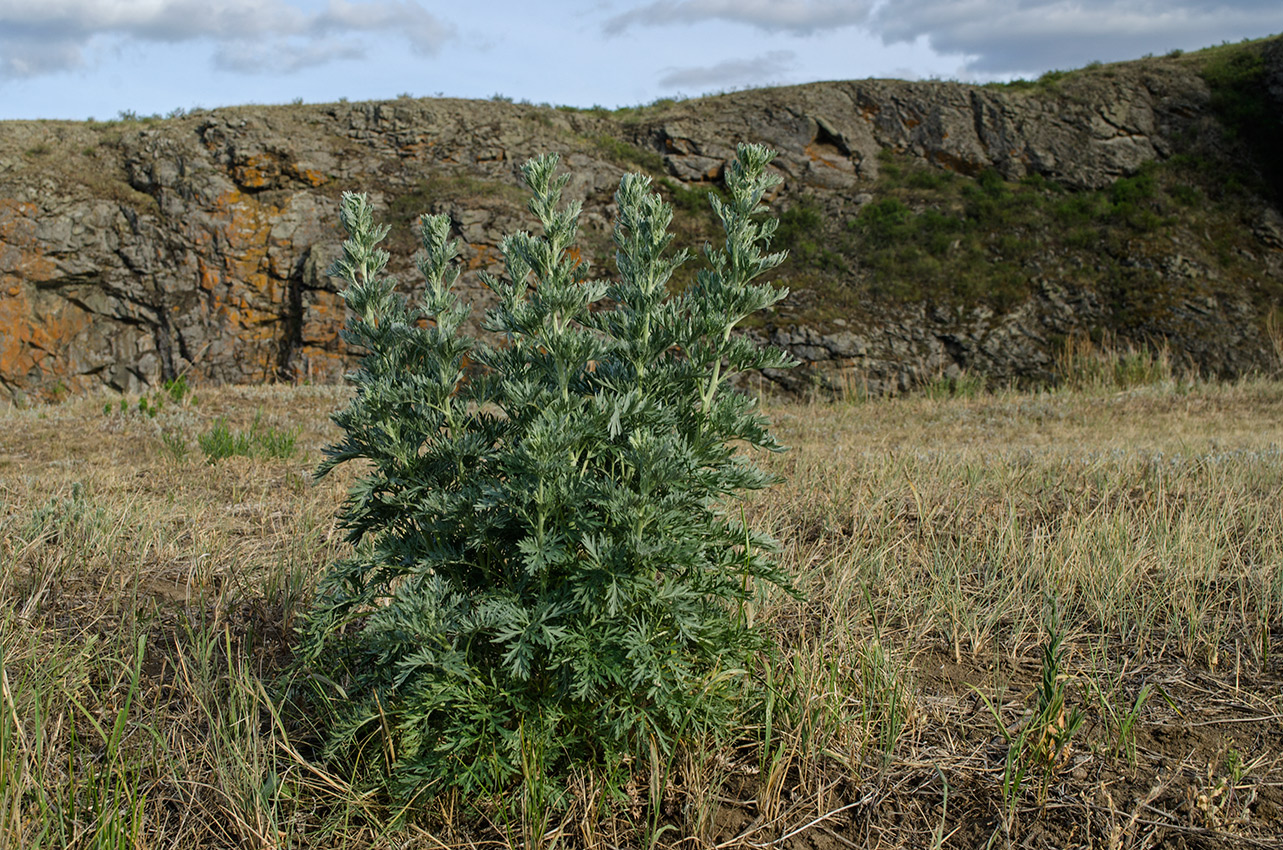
{"left": 0, "top": 0, "right": 453, "bottom": 79}
{"left": 600, "top": 0, "right": 1283, "bottom": 79}
{"left": 0, "top": 0, "right": 305, "bottom": 42}
{"left": 311, "top": 0, "right": 451, "bottom": 55}
{"left": 604, "top": 0, "right": 873, "bottom": 36}
{"left": 0, "top": 39, "right": 84, "bottom": 78}
{"left": 212, "top": 38, "right": 367, "bottom": 74}
{"left": 870, "top": 0, "right": 1283, "bottom": 73}
{"left": 658, "top": 49, "right": 797, "bottom": 89}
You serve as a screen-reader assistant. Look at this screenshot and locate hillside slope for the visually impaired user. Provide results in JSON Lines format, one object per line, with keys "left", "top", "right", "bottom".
{"left": 1, "top": 37, "right": 1281, "bottom": 400}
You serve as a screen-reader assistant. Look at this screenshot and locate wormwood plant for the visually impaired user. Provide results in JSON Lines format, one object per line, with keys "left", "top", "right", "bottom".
{"left": 298, "top": 144, "right": 796, "bottom": 803}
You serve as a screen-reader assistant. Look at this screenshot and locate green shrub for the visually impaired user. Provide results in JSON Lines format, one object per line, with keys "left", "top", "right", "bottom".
{"left": 857, "top": 197, "right": 913, "bottom": 248}
{"left": 922, "top": 370, "right": 987, "bottom": 399}
{"left": 776, "top": 196, "right": 847, "bottom": 270}
{"left": 1168, "top": 183, "right": 1201, "bottom": 206}
{"left": 1109, "top": 170, "right": 1155, "bottom": 206}
{"left": 297, "top": 145, "right": 796, "bottom": 805}
{"left": 1055, "top": 335, "right": 1173, "bottom": 390}
{"left": 906, "top": 168, "right": 955, "bottom": 191}
{"left": 775, "top": 197, "right": 823, "bottom": 245}
{"left": 1201, "top": 44, "right": 1283, "bottom": 199}
{"left": 976, "top": 168, "right": 1008, "bottom": 198}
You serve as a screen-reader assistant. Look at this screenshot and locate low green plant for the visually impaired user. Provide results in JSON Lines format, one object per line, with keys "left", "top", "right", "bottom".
{"left": 199, "top": 419, "right": 251, "bottom": 461}
{"left": 1, "top": 633, "right": 150, "bottom": 849}
{"left": 392, "top": 175, "right": 526, "bottom": 214}
{"left": 1111, "top": 682, "right": 1152, "bottom": 763}
{"left": 164, "top": 374, "right": 192, "bottom": 404}
{"left": 25, "top": 482, "right": 102, "bottom": 548}
{"left": 974, "top": 617, "right": 1084, "bottom": 837}
{"left": 1168, "top": 183, "right": 1201, "bottom": 206}
{"left": 252, "top": 422, "right": 299, "bottom": 459}
{"left": 101, "top": 376, "right": 196, "bottom": 421}
{"left": 844, "top": 174, "right": 1037, "bottom": 308}
{"left": 1267, "top": 307, "right": 1283, "bottom": 373}
{"left": 856, "top": 639, "right": 908, "bottom": 767}
{"left": 922, "top": 370, "right": 987, "bottom": 400}
{"left": 198, "top": 414, "right": 297, "bottom": 463}
{"left": 298, "top": 144, "right": 796, "bottom": 812}
{"left": 65, "top": 635, "right": 150, "bottom": 850}
{"left": 1028, "top": 625, "right": 1084, "bottom": 779}
{"left": 660, "top": 176, "right": 729, "bottom": 215}
{"left": 159, "top": 429, "right": 190, "bottom": 462}
{"left": 763, "top": 144, "right": 1248, "bottom": 325}
{"left": 593, "top": 134, "right": 665, "bottom": 173}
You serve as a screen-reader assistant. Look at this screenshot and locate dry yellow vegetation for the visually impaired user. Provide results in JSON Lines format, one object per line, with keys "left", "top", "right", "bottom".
{"left": 2, "top": 378, "right": 1281, "bottom": 848}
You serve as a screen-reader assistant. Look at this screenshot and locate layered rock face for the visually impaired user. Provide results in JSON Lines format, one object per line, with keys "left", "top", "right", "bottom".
{"left": 1, "top": 39, "right": 1281, "bottom": 401}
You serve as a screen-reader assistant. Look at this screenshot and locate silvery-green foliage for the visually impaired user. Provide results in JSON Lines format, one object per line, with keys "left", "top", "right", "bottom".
{"left": 299, "top": 144, "right": 796, "bottom": 800}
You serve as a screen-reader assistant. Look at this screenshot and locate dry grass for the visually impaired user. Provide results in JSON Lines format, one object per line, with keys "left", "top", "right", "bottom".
{"left": 2, "top": 378, "right": 1282, "bottom": 848}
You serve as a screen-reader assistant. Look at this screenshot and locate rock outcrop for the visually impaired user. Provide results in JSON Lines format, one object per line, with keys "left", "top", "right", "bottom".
{"left": 2, "top": 38, "right": 1281, "bottom": 401}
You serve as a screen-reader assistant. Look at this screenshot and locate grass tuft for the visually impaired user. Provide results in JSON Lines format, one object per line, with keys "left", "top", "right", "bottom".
{"left": 199, "top": 413, "right": 298, "bottom": 463}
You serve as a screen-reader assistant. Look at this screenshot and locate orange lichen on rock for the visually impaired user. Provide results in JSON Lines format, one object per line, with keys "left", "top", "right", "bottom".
{"left": 0, "top": 284, "right": 93, "bottom": 393}
{"left": 232, "top": 154, "right": 278, "bottom": 189}
{"left": 467, "top": 243, "right": 496, "bottom": 271}
{"left": 233, "top": 150, "right": 331, "bottom": 190}
{"left": 211, "top": 190, "right": 278, "bottom": 290}
{"left": 293, "top": 289, "right": 347, "bottom": 382}
{"left": 0, "top": 199, "right": 83, "bottom": 394}
{"left": 200, "top": 190, "right": 289, "bottom": 352}
{"left": 804, "top": 143, "right": 850, "bottom": 171}
{"left": 197, "top": 257, "right": 219, "bottom": 291}
{"left": 300, "top": 291, "right": 343, "bottom": 346}
{"left": 0, "top": 200, "right": 56, "bottom": 284}
{"left": 399, "top": 140, "right": 433, "bottom": 158}
{"left": 291, "top": 165, "right": 328, "bottom": 187}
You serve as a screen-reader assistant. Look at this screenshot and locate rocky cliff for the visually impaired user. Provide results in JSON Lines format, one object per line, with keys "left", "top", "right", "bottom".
{"left": 2, "top": 37, "right": 1281, "bottom": 401}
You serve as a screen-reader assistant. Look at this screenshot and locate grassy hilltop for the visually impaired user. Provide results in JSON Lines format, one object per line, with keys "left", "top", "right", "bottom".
{"left": 764, "top": 39, "right": 1283, "bottom": 319}
{"left": 2, "top": 37, "right": 1282, "bottom": 401}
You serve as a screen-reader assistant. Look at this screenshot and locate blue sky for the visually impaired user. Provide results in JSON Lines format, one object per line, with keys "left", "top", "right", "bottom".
{"left": 1, "top": 1, "right": 1281, "bottom": 121}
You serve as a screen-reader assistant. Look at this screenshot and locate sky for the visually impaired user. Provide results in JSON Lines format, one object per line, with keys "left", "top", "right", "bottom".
{"left": 1, "top": 1, "right": 1281, "bottom": 122}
